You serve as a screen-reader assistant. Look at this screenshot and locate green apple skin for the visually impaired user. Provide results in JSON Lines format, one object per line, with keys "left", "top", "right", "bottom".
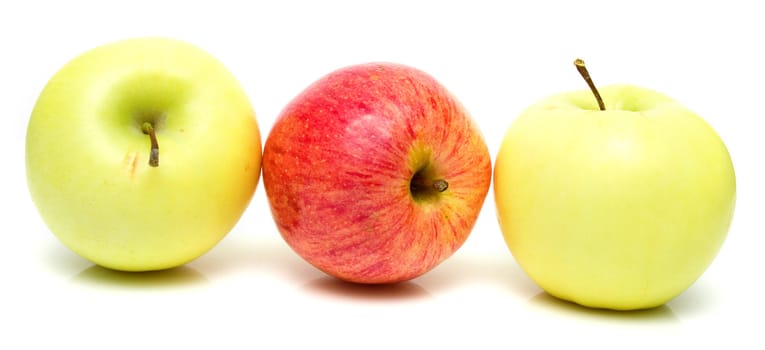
{"left": 494, "top": 84, "right": 736, "bottom": 310}
{"left": 26, "top": 38, "right": 261, "bottom": 271}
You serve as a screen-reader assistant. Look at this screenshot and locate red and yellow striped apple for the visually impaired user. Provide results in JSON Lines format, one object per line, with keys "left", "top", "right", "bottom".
{"left": 263, "top": 62, "right": 492, "bottom": 284}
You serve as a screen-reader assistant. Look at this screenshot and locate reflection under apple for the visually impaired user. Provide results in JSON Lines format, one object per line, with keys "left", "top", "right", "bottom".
{"left": 303, "top": 276, "right": 431, "bottom": 301}
{"left": 70, "top": 264, "right": 210, "bottom": 289}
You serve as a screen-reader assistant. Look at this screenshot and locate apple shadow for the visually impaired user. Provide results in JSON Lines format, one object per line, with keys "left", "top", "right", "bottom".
{"left": 662, "top": 279, "right": 722, "bottom": 319}
{"left": 415, "top": 249, "right": 541, "bottom": 297}
{"left": 528, "top": 291, "right": 679, "bottom": 324}
{"left": 70, "top": 264, "right": 210, "bottom": 290}
{"left": 302, "top": 276, "right": 432, "bottom": 302}
{"left": 191, "top": 232, "right": 325, "bottom": 283}
{"left": 41, "top": 239, "right": 94, "bottom": 276}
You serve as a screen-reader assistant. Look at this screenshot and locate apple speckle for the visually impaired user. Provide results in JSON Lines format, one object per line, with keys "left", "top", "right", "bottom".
{"left": 122, "top": 151, "right": 139, "bottom": 180}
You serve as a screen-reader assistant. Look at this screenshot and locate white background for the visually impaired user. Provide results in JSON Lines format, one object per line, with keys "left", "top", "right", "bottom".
{"left": 1, "top": 0, "right": 763, "bottom": 348}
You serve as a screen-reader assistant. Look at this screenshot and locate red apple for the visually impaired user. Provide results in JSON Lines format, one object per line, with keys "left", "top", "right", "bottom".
{"left": 263, "top": 62, "right": 492, "bottom": 283}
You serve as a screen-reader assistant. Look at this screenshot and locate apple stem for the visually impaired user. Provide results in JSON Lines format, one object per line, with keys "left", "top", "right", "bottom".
{"left": 574, "top": 58, "right": 606, "bottom": 111}
{"left": 432, "top": 179, "right": 449, "bottom": 192}
{"left": 412, "top": 177, "right": 449, "bottom": 193}
{"left": 141, "top": 122, "right": 159, "bottom": 167}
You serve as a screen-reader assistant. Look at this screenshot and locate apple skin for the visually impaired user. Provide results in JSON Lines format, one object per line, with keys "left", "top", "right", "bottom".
{"left": 26, "top": 38, "right": 261, "bottom": 271}
{"left": 263, "top": 62, "right": 492, "bottom": 284}
{"left": 494, "top": 84, "right": 736, "bottom": 310}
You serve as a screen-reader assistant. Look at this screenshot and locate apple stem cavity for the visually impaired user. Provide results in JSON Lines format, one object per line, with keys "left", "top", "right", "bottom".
{"left": 574, "top": 58, "right": 606, "bottom": 111}
{"left": 141, "top": 122, "right": 160, "bottom": 167}
{"left": 410, "top": 170, "right": 449, "bottom": 202}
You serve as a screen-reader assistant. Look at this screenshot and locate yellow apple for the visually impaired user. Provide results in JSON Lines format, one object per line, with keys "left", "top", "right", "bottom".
{"left": 26, "top": 38, "right": 261, "bottom": 271}
{"left": 494, "top": 60, "right": 736, "bottom": 310}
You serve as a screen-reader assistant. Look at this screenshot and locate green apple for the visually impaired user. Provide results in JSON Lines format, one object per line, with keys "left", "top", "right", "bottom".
{"left": 494, "top": 59, "right": 736, "bottom": 310}
{"left": 26, "top": 38, "right": 261, "bottom": 271}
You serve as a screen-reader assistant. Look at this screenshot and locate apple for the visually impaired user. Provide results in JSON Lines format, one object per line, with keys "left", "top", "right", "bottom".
{"left": 262, "top": 62, "right": 492, "bottom": 284}
{"left": 26, "top": 37, "right": 261, "bottom": 271}
{"left": 494, "top": 59, "right": 736, "bottom": 310}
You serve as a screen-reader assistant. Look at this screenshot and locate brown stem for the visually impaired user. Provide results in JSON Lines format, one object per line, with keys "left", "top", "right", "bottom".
{"left": 432, "top": 179, "right": 449, "bottom": 192}
{"left": 574, "top": 58, "right": 606, "bottom": 111}
{"left": 411, "top": 177, "right": 449, "bottom": 194}
{"left": 141, "top": 122, "right": 159, "bottom": 167}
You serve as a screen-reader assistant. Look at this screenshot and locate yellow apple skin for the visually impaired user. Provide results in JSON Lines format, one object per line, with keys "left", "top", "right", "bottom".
{"left": 494, "top": 85, "right": 736, "bottom": 310}
{"left": 26, "top": 38, "right": 261, "bottom": 271}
